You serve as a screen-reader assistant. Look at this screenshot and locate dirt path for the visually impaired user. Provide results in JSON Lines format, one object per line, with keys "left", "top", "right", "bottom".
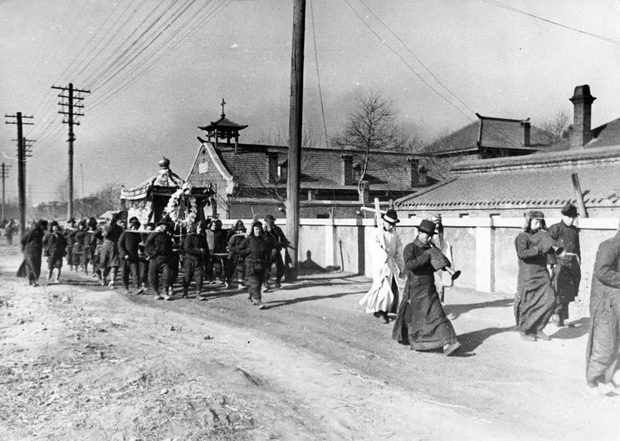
{"left": 0, "top": 244, "right": 618, "bottom": 440}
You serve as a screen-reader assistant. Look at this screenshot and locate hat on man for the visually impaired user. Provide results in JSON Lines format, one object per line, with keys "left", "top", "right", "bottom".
{"left": 381, "top": 209, "right": 400, "bottom": 224}
{"left": 561, "top": 203, "right": 578, "bottom": 218}
{"left": 264, "top": 214, "right": 276, "bottom": 223}
{"left": 418, "top": 219, "right": 435, "bottom": 235}
{"left": 529, "top": 210, "right": 545, "bottom": 220}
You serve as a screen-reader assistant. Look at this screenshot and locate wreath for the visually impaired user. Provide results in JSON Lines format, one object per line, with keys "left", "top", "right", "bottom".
{"left": 164, "top": 183, "right": 198, "bottom": 229}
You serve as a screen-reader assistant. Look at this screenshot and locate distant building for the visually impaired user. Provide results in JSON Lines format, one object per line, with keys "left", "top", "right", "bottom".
{"left": 396, "top": 85, "right": 620, "bottom": 218}
{"left": 186, "top": 104, "right": 438, "bottom": 219}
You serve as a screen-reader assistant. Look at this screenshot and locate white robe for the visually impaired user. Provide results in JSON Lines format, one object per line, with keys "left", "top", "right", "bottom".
{"left": 359, "top": 227, "right": 404, "bottom": 313}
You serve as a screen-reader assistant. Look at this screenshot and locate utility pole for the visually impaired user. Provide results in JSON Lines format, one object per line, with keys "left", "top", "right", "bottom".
{"left": 80, "top": 163, "right": 85, "bottom": 198}
{"left": 52, "top": 83, "right": 90, "bottom": 220}
{"left": 5, "top": 112, "right": 34, "bottom": 237}
{"left": 286, "top": 0, "right": 306, "bottom": 281}
{"left": 0, "top": 163, "right": 11, "bottom": 221}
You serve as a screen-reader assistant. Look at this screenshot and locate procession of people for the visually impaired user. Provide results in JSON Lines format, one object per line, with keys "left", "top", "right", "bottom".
{"left": 8, "top": 203, "right": 620, "bottom": 396}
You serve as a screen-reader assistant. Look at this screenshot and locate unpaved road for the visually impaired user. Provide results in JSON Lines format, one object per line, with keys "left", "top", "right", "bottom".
{"left": 0, "top": 243, "right": 618, "bottom": 441}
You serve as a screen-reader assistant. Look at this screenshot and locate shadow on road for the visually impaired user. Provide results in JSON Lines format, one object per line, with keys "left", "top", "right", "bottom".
{"left": 262, "top": 290, "right": 367, "bottom": 309}
{"left": 457, "top": 325, "right": 515, "bottom": 354}
{"left": 444, "top": 298, "right": 514, "bottom": 320}
{"left": 551, "top": 317, "right": 590, "bottom": 340}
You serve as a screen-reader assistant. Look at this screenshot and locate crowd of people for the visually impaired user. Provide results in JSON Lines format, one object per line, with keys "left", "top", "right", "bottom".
{"left": 9, "top": 202, "right": 620, "bottom": 394}
{"left": 14, "top": 213, "right": 290, "bottom": 309}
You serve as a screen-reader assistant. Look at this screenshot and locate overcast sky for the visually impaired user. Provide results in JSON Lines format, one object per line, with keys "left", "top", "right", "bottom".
{"left": 1, "top": 0, "right": 619, "bottom": 204}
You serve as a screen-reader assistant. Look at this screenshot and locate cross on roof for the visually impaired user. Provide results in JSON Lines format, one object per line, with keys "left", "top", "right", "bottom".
{"left": 221, "top": 98, "right": 226, "bottom": 117}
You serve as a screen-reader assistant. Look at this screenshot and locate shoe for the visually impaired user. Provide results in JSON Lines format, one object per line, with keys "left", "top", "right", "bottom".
{"left": 443, "top": 341, "right": 461, "bottom": 356}
{"left": 164, "top": 295, "right": 173, "bottom": 301}
{"left": 136, "top": 287, "right": 145, "bottom": 295}
{"left": 550, "top": 314, "right": 560, "bottom": 326}
{"left": 224, "top": 281, "right": 230, "bottom": 289}
{"left": 536, "top": 331, "right": 552, "bottom": 341}
{"left": 154, "top": 294, "right": 164, "bottom": 300}
{"left": 275, "top": 281, "right": 281, "bottom": 289}
{"left": 585, "top": 382, "right": 600, "bottom": 395}
{"left": 258, "top": 303, "right": 266, "bottom": 310}
{"left": 520, "top": 333, "right": 537, "bottom": 342}
{"left": 108, "top": 282, "right": 115, "bottom": 290}
{"left": 380, "top": 311, "right": 389, "bottom": 324}
{"left": 199, "top": 295, "right": 208, "bottom": 301}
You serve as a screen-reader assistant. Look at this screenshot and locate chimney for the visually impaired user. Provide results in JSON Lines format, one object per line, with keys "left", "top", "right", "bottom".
{"left": 521, "top": 119, "right": 531, "bottom": 146}
{"left": 408, "top": 157, "right": 420, "bottom": 186}
{"left": 569, "top": 85, "right": 596, "bottom": 148}
{"left": 418, "top": 166, "right": 428, "bottom": 185}
{"left": 342, "top": 154, "right": 354, "bottom": 185}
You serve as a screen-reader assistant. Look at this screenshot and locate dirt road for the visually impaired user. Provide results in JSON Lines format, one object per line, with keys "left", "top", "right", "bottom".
{"left": 0, "top": 244, "right": 618, "bottom": 440}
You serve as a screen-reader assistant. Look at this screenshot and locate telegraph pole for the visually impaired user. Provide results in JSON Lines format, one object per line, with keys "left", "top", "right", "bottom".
{"left": 286, "top": 0, "right": 306, "bottom": 281}
{"left": 5, "top": 112, "right": 34, "bottom": 237}
{"left": 0, "top": 163, "right": 10, "bottom": 221}
{"left": 52, "top": 83, "right": 90, "bottom": 220}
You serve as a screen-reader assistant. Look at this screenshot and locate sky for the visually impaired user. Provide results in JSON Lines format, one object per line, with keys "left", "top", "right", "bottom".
{"left": 1, "top": 0, "right": 620, "bottom": 205}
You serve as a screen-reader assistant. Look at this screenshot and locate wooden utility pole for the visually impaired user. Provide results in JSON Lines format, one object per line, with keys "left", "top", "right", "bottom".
{"left": 5, "top": 112, "right": 33, "bottom": 237}
{"left": 52, "top": 83, "right": 90, "bottom": 220}
{"left": 1, "top": 163, "right": 10, "bottom": 221}
{"left": 285, "top": 0, "right": 306, "bottom": 281}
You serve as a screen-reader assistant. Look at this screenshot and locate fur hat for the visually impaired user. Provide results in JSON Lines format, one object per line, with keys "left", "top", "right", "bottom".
{"left": 529, "top": 210, "right": 545, "bottom": 220}
{"left": 418, "top": 219, "right": 435, "bottom": 235}
{"left": 561, "top": 203, "right": 578, "bottom": 218}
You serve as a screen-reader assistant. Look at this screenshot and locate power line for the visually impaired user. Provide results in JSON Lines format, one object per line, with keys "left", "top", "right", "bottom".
{"left": 480, "top": 0, "right": 620, "bottom": 46}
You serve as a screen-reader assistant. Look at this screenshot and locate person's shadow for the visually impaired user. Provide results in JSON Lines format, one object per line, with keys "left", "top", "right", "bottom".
{"left": 443, "top": 298, "right": 514, "bottom": 320}
{"left": 456, "top": 325, "right": 516, "bottom": 354}
{"left": 550, "top": 317, "right": 590, "bottom": 340}
{"left": 299, "top": 250, "right": 329, "bottom": 274}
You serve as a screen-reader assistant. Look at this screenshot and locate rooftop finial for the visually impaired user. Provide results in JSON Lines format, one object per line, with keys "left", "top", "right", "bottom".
{"left": 221, "top": 98, "right": 226, "bottom": 118}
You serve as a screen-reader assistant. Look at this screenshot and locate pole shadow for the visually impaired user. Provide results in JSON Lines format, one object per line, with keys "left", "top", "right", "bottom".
{"left": 262, "top": 290, "right": 367, "bottom": 309}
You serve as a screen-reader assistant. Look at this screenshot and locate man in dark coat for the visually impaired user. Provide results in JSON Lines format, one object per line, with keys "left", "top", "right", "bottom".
{"left": 43, "top": 221, "right": 67, "bottom": 283}
{"left": 17, "top": 219, "right": 48, "bottom": 286}
{"left": 210, "top": 219, "right": 230, "bottom": 287}
{"left": 514, "top": 211, "right": 558, "bottom": 342}
{"left": 118, "top": 217, "right": 143, "bottom": 294}
{"left": 227, "top": 220, "right": 247, "bottom": 288}
{"left": 182, "top": 221, "right": 210, "bottom": 299}
{"left": 392, "top": 219, "right": 461, "bottom": 355}
{"left": 548, "top": 203, "right": 581, "bottom": 327}
{"left": 238, "top": 220, "right": 272, "bottom": 309}
{"left": 585, "top": 226, "right": 620, "bottom": 395}
{"left": 263, "top": 214, "right": 290, "bottom": 289}
{"left": 100, "top": 214, "right": 124, "bottom": 289}
{"left": 145, "top": 220, "right": 174, "bottom": 300}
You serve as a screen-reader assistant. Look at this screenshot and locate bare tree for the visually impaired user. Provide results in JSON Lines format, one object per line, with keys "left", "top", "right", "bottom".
{"left": 540, "top": 110, "right": 570, "bottom": 144}
{"left": 330, "top": 91, "right": 408, "bottom": 198}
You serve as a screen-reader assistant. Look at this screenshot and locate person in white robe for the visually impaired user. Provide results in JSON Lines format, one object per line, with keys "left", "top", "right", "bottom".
{"left": 359, "top": 209, "right": 405, "bottom": 324}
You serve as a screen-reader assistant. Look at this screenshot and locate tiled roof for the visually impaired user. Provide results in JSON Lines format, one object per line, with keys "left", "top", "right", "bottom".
{"left": 215, "top": 143, "right": 418, "bottom": 192}
{"left": 395, "top": 151, "right": 620, "bottom": 210}
{"left": 198, "top": 115, "right": 248, "bottom": 131}
{"left": 424, "top": 114, "right": 551, "bottom": 155}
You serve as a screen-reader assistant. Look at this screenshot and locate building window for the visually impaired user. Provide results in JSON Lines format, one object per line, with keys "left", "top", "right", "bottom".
{"left": 198, "top": 161, "right": 208, "bottom": 174}
{"left": 317, "top": 213, "right": 330, "bottom": 219}
{"left": 278, "top": 162, "right": 288, "bottom": 182}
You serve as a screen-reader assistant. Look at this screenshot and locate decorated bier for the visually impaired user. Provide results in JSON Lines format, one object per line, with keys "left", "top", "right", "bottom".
{"left": 120, "top": 157, "right": 215, "bottom": 231}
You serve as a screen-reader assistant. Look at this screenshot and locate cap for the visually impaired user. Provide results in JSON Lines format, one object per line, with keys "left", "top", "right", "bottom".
{"left": 264, "top": 215, "right": 276, "bottom": 222}
{"left": 418, "top": 219, "right": 435, "bottom": 235}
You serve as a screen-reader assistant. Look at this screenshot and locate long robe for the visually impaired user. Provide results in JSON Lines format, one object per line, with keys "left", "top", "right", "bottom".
{"left": 586, "top": 233, "right": 620, "bottom": 385}
{"left": 359, "top": 227, "right": 404, "bottom": 314}
{"left": 548, "top": 221, "right": 581, "bottom": 318}
{"left": 17, "top": 227, "right": 45, "bottom": 284}
{"left": 514, "top": 230, "right": 556, "bottom": 335}
{"left": 392, "top": 238, "right": 458, "bottom": 350}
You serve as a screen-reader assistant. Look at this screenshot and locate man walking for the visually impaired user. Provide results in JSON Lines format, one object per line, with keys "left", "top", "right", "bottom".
{"left": 585, "top": 221, "right": 620, "bottom": 395}
{"left": 145, "top": 220, "right": 174, "bottom": 300}
{"left": 43, "top": 221, "right": 67, "bottom": 284}
{"left": 263, "top": 214, "right": 289, "bottom": 289}
{"left": 118, "top": 217, "right": 143, "bottom": 294}
{"left": 182, "top": 221, "right": 210, "bottom": 299}
{"left": 548, "top": 203, "right": 581, "bottom": 327}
